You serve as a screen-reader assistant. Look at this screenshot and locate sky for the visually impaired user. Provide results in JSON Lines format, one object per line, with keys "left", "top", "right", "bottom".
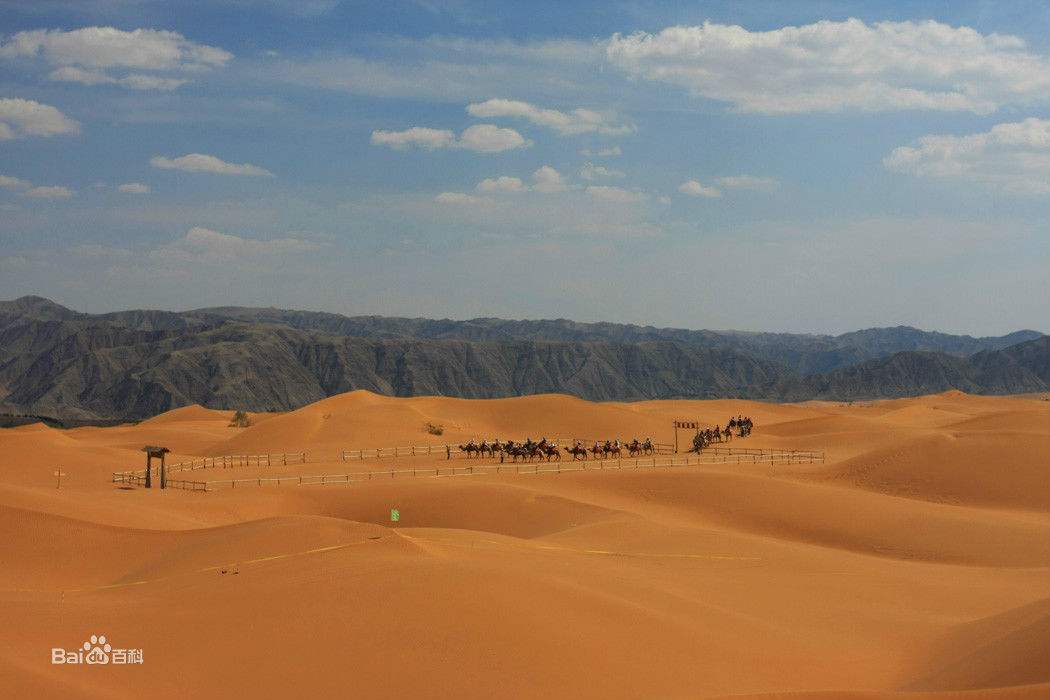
{"left": 0, "top": 0, "right": 1048, "bottom": 336}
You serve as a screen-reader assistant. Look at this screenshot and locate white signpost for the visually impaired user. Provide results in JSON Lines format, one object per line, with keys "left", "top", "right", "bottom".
{"left": 54, "top": 469, "right": 67, "bottom": 489}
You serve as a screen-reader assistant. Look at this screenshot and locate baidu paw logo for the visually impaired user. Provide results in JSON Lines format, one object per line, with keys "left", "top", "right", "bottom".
{"left": 52, "top": 633, "right": 142, "bottom": 665}
{"left": 84, "top": 635, "right": 111, "bottom": 664}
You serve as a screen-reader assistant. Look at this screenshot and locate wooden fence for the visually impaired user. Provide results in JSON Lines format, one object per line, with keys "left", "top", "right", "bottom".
{"left": 166, "top": 452, "right": 306, "bottom": 473}
{"left": 111, "top": 472, "right": 208, "bottom": 491}
{"left": 111, "top": 451, "right": 307, "bottom": 484}
{"left": 137, "top": 448, "right": 824, "bottom": 492}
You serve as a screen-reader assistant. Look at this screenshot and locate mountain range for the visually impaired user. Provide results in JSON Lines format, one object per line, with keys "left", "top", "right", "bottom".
{"left": 0, "top": 296, "right": 1045, "bottom": 422}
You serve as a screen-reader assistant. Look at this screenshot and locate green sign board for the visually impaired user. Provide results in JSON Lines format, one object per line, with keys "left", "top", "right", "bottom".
{"left": 390, "top": 508, "right": 400, "bottom": 522}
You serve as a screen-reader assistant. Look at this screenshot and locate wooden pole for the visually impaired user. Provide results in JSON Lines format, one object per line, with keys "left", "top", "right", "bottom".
{"left": 144, "top": 454, "right": 152, "bottom": 489}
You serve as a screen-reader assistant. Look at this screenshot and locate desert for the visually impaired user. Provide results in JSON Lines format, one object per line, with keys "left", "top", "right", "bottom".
{"left": 2, "top": 389, "right": 1048, "bottom": 698}
{"left": 5, "top": 3, "right": 1050, "bottom": 697}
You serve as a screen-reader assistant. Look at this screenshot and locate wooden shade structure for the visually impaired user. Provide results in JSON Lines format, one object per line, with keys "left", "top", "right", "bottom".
{"left": 142, "top": 446, "right": 170, "bottom": 489}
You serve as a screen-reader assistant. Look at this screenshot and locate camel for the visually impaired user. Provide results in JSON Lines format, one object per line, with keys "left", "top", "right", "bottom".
{"left": 564, "top": 444, "right": 587, "bottom": 460}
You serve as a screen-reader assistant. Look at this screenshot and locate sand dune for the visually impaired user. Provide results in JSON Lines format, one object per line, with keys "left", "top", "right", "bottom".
{"left": 908, "top": 597, "right": 1050, "bottom": 691}
{"left": 813, "top": 432, "right": 1050, "bottom": 511}
{"left": 1, "top": 390, "right": 1048, "bottom": 698}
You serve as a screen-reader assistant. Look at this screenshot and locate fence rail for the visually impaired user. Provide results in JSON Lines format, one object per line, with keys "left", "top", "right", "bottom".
{"left": 111, "top": 451, "right": 307, "bottom": 484}
{"left": 165, "top": 452, "right": 306, "bottom": 473}
{"left": 123, "top": 448, "right": 823, "bottom": 492}
{"left": 111, "top": 472, "right": 208, "bottom": 491}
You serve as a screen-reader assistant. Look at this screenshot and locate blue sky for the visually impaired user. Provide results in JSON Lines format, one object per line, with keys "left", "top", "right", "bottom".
{"left": 0, "top": 0, "right": 1047, "bottom": 335}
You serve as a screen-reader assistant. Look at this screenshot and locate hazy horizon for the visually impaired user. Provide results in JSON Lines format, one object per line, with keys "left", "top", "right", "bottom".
{"left": 6, "top": 293, "right": 1045, "bottom": 339}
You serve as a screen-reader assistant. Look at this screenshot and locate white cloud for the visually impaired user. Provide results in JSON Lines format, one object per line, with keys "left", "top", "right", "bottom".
{"left": 466, "top": 98, "right": 633, "bottom": 136}
{"left": 606, "top": 19, "right": 1050, "bottom": 114}
{"left": 580, "top": 162, "right": 625, "bottom": 180}
{"left": 457, "top": 124, "right": 530, "bottom": 153}
{"left": 435, "top": 191, "right": 486, "bottom": 205}
{"left": 1, "top": 27, "right": 231, "bottom": 70}
{"left": 531, "top": 165, "right": 568, "bottom": 193}
{"left": 370, "top": 124, "right": 529, "bottom": 153}
{"left": 150, "top": 153, "right": 274, "bottom": 177}
{"left": 23, "top": 185, "right": 74, "bottom": 199}
{"left": 370, "top": 127, "right": 455, "bottom": 150}
{"left": 1, "top": 27, "right": 230, "bottom": 91}
{"left": 477, "top": 176, "right": 526, "bottom": 192}
{"left": 472, "top": 168, "right": 568, "bottom": 194}
{"left": 717, "top": 175, "right": 779, "bottom": 191}
{"left": 157, "top": 226, "right": 319, "bottom": 264}
{"left": 429, "top": 165, "right": 574, "bottom": 215}
{"left": 47, "top": 65, "right": 189, "bottom": 91}
{"left": 586, "top": 185, "right": 645, "bottom": 203}
{"left": 678, "top": 180, "right": 722, "bottom": 198}
{"left": 884, "top": 117, "right": 1050, "bottom": 194}
{"left": 0, "top": 98, "right": 80, "bottom": 139}
{"left": 580, "top": 146, "right": 622, "bottom": 157}
{"left": 117, "top": 182, "right": 151, "bottom": 194}
{"left": 0, "top": 174, "right": 31, "bottom": 190}
{"left": 657, "top": 195, "right": 672, "bottom": 205}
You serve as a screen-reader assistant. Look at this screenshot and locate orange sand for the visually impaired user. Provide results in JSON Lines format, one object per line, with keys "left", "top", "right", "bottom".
{"left": 1, "top": 390, "right": 1048, "bottom": 698}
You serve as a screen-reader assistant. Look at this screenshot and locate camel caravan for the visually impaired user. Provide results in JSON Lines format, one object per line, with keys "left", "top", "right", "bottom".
{"left": 458, "top": 438, "right": 559, "bottom": 462}
{"left": 457, "top": 437, "right": 657, "bottom": 462}
{"left": 573, "top": 438, "right": 655, "bottom": 461}
{"left": 456, "top": 417, "right": 754, "bottom": 463}
{"left": 689, "top": 416, "right": 754, "bottom": 453}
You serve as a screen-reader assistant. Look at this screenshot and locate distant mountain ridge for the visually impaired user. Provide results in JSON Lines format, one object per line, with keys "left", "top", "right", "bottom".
{"left": 0, "top": 296, "right": 1045, "bottom": 421}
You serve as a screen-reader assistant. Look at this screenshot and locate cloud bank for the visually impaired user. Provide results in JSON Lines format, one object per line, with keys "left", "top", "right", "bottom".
{"left": 1, "top": 26, "right": 231, "bottom": 91}
{"left": 606, "top": 19, "right": 1050, "bottom": 114}
{"left": 885, "top": 118, "right": 1050, "bottom": 194}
